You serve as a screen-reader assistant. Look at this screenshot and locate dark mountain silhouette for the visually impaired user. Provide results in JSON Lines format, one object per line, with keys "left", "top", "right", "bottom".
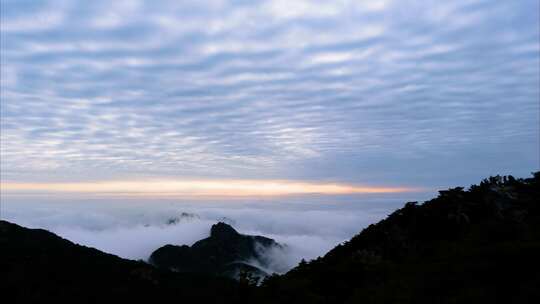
{"left": 259, "top": 172, "right": 540, "bottom": 303}
{"left": 165, "top": 212, "right": 200, "bottom": 225}
{"left": 0, "top": 220, "right": 254, "bottom": 304}
{"left": 150, "top": 222, "right": 282, "bottom": 279}
{"left": 1, "top": 172, "right": 539, "bottom": 303}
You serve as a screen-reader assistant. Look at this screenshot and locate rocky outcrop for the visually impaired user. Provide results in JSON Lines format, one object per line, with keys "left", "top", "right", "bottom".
{"left": 165, "top": 212, "right": 200, "bottom": 225}
{"left": 149, "top": 222, "right": 282, "bottom": 280}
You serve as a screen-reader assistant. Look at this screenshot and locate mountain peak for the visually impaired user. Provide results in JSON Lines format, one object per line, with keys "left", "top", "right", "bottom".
{"left": 150, "top": 221, "right": 281, "bottom": 279}
{"left": 210, "top": 222, "right": 239, "bottom": 238}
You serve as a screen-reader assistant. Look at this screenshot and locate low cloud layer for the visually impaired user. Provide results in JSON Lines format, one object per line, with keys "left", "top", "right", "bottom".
{"left": 2, "top": 197, "right": 405, "bottom": 273}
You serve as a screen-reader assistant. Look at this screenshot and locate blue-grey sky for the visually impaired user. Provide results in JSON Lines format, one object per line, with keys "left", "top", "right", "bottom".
{"left": 1, "top": 0, "right": 539, "bottom": 191}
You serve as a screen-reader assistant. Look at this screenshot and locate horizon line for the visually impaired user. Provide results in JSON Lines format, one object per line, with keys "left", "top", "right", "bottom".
{"left": 0, "top": 179, "right": 422, "bottom": 197}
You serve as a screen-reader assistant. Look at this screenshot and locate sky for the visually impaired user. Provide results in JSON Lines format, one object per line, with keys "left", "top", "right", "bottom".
{"left": 0, "top": 0, "right": 539, "bottom": 272}
{"left": 1, "top": 0, "right": 539, "bottom": 197}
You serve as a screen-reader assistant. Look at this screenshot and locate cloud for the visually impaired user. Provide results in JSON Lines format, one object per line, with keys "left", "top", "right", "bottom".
{"left": 0, "top": 0, "right": 538, "bottom": 188}
{"left": 1, "top": 198, "right": 401, "bottom": 273}
{"left": 0, "top": 4, "right": 66, "bottom": 33}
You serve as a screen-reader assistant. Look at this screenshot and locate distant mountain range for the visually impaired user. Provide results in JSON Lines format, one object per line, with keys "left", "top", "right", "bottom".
{"left": 1, "top": 172, "right": 539, "bottom": 303}
{"left": 165, "top": 212, "right": 200, "bottom": 225}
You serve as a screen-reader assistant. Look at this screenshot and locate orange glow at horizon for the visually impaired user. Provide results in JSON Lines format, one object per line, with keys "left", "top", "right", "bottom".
{"left": 0, "top": 179, "right": 418, "bottom": 197}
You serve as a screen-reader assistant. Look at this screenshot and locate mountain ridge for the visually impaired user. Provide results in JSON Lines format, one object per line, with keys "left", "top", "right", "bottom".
{"left": 1, "top": 172, "right": 539, "bottom": 303}
{"left": 259, "top": 172, "right": 540, "bottom": 303}
{"left": 0, "top": 219, "right": 252, "bottom": 303}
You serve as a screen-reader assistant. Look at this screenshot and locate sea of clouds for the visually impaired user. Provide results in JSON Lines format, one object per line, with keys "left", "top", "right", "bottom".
{"left": 1, "top": 195, "right": 421, "bottom": 274}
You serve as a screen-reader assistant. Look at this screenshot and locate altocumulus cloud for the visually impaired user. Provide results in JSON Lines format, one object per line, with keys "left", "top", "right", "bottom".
{"left": 0, "top": 0, "right": 539, "bottom": 188}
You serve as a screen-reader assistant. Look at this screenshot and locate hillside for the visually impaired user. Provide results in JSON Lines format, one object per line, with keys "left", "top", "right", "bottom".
{"left": 259, "top": 172, "right": 540, "bottom": 303}
{"left": 0, "top": 220, "right": 254, "bottom": 303}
